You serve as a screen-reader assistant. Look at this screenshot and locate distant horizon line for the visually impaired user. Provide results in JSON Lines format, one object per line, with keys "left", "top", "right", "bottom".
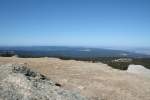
{"left": 0, "top": 45, "right": 150, "bottom": 49}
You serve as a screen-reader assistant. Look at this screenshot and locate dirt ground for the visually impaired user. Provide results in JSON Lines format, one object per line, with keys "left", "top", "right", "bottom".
{"left": 0, "top": 57, "right": 150, "bottom": 100}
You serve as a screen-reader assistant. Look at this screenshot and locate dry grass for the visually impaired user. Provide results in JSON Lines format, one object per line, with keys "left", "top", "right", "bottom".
{"left": 0, "top": 57, "right": 150, "bottom": 100}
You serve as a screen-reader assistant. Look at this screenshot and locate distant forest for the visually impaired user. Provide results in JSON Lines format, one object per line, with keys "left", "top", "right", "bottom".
{"left": 0, "top": 51, "right": 150, "bottom": 70}
{"left": 57, "top": 56, "right": 150, "bottom": 70}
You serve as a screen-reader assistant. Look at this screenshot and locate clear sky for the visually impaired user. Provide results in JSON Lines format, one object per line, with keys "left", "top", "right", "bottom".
{"left": 0, "top": 0, "right": 150, "bottom": 48}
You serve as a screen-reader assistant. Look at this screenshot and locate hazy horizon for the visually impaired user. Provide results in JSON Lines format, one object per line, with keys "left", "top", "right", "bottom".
{"left": 0, "top": 0, "right": 150, "bottom": 47}
{"left": 0, "top": 45, "right": 150, "bottom": 51}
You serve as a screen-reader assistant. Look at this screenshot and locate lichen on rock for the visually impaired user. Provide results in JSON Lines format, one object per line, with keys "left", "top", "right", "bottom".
{"left": 0, "top": 64, "right": 86, "bottom": 100}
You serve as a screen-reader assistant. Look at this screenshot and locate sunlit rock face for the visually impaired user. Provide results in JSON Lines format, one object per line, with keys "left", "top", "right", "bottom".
{"left": 0, "top": 64, "right": 86, "bottom": 100}
{"left": 127, "top": 64, "right": 150, "bottom": 77}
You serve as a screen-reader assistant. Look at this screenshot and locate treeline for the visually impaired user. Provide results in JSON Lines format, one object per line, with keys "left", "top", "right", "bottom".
{"left": 58, "top": 56, "right": 150, "bottom": 70}
{"left": 58, "top": 57, "right": 130, "bottom": 70}
{"left": 0, "top": 51, "right": 150, "bottom": 70}
{"left": 0, "top": 51, "right": 15, "bottom": 57}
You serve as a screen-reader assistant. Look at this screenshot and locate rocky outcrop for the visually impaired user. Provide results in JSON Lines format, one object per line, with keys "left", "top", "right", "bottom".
{"left": 0, "top": 64, "right": 86, "bottom": 100}
{"left": 127, "top": 64, "right": 150, "bottom": 77}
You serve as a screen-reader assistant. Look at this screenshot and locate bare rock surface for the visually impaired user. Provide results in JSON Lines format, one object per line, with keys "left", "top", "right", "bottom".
{"left": 127, "top": 64, "right": 150, "bottom": 77}
{"left": 0, "top": 64, "right": 86, "bottom": 100}
{"left": 0, "top": 57, "right": 150, "bottom": 100}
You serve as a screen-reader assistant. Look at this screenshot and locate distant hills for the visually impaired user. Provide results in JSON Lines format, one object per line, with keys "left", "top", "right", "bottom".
{"left": 0, "top": 46, "right": 149, "bottom": 58}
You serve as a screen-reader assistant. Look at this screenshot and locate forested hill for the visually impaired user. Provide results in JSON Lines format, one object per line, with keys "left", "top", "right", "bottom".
{"left": 0, "top": 46, "right": 149, "bottom": 58}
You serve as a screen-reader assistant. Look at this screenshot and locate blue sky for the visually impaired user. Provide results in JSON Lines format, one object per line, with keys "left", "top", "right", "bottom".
{"left": 0, "top": 0, "right": 150, "bottom": 48}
